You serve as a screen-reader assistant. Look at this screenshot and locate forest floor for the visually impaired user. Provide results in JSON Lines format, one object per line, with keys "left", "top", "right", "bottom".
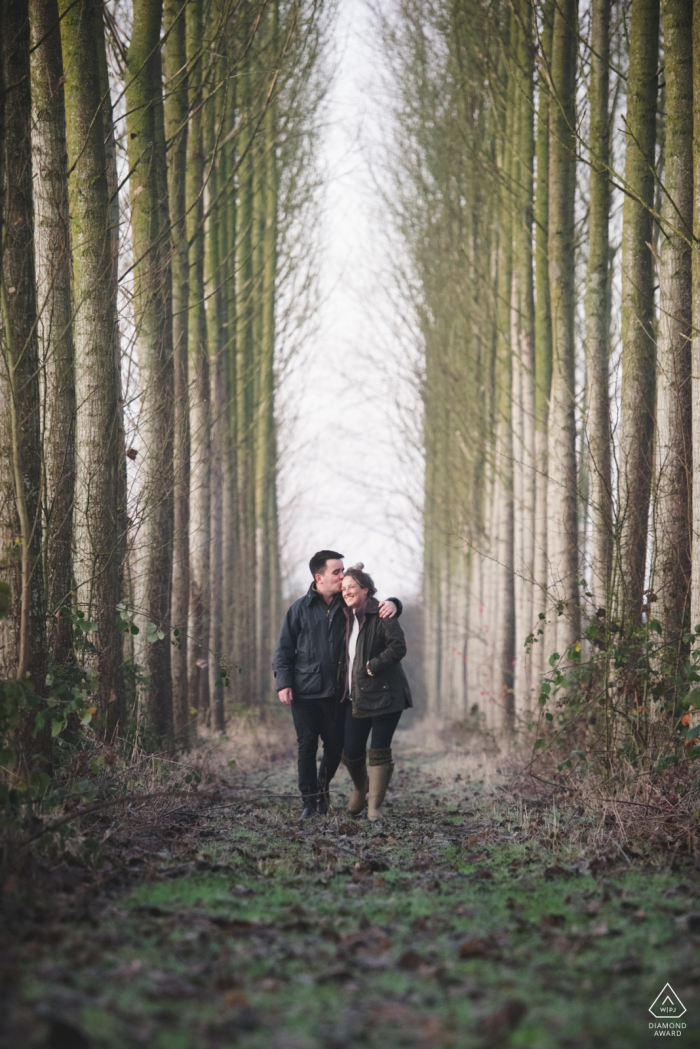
{"left": 2, "top": 713, "right": 700, "bottom": 1049}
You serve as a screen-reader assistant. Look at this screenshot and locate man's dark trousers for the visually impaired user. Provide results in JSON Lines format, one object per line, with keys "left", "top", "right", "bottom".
{"left": 291, "top": 696, "right": 345, "bottom": 803}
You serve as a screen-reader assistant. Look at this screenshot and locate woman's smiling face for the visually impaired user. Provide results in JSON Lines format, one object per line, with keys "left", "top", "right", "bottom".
{"left": 342, "top": 575, "right": 368, "bottom": 608}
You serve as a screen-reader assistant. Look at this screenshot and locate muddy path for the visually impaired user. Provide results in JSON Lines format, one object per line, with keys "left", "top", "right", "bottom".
{"left": 2, "top": 722, "right": 699, "bottom": 1048}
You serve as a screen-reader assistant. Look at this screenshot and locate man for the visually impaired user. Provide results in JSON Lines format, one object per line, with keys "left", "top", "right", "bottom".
{"left": 272, "top": 550, "right": 401, "bottom": 820}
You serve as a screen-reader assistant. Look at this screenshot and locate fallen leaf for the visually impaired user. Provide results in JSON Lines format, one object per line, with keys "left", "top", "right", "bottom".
{"left": 341, "top": 926, "right": 392, "bottom": 954}
{"left": 148, "top": 970, "right": 197, "bottom": 998}
{"left": 458, "top": 937, "right": 492, "bottom": 959}
{"left": 223, "top": 990, "right": 250, "bottom": 1008}
{"left": 398, "top": 949, "right": 425, "bottom": 970}
{"left": 480, "top": 998, "right": 528, "bottom": 1038}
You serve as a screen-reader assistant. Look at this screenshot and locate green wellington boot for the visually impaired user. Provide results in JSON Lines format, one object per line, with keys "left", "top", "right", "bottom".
{"left": 367, "top": 748, "right": 394, "bottom": 821}
{"left": 342, "top": 752, "right": 369, "bottom": 815}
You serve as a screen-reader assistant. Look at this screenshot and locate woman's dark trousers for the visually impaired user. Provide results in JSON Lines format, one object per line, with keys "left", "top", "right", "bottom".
{"left": 291, "top": 697, "right": 345, "bottom": 806}
{"left": 343, "top": 705, "right": 403, "bottom": 759}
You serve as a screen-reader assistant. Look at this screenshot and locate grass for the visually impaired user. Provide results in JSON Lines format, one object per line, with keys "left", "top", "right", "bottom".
{"left": 2, "top": 722, "right": 700, "bottom": 1048}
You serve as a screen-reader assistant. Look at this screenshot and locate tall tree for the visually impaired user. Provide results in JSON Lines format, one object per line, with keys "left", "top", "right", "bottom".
{"left": 30, "top": 0, "right": 76, "bottom": 667}
{"left": 654, "top": 0, "right": 693, "bottom": 676}
{"left": 510, "top": 0, "right": 536, "bottom": 714}
{"left": 532, "top": 0, "right": 554, "bottom": 685}
{"left": 692, "top": 0, "right": 700, "bottom": 630}
{"left": 204, "top": 54, "right": 226, "bottom": 730}
{"left": 0, "top": 0, "right": 48, "bottom": 703}
{"left": 585, "top": 0, "right": 613, "bottom": 613}
{"left": 235, "top": 34, "right": 258, "bottom": 704}
{"left": 126, "top": 0, "right": 175, "bottom": 741}
{"left": 546, "top": 0, "right": 579, "bottom": 655}
{"left": 494, "top": 32, "right": 515, "bottom": 727}
{"left": 256, "top": 11, "right": 282, "bottom": 697}
{"left": 164, "top": 0, "right": 190, "bottom": 739}
{"left": 187, "top": 0, "right": 211, "bottom": 724}
{"left": 59, "top": 0, "right": 124, "bottom": 737}
{"left": 618, "top": 0, "right": 660, "bottom": 624}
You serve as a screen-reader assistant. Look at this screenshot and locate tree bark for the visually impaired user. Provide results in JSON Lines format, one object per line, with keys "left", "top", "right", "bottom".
{"left": 204, "top": 64, "right": 226, "bottom": 730}
{"left": 164, "top": 0, "right": 190, "bottom": 741}
{"left": 235, "top": 56, "right": 257, "bottom": 705}
{"left": 546, "top": 0, "right": 579, "bottom": 655}
{"left": 0, "top": 0, "right": 48, "bottom": 708}
{"left": 533, "top": 0, "right": 553, "bottom": 684}
{"left": 494, "top": 46, "right": 515, "bottom": 728}
{"left": 618, "top": 0, "right": 660, "bottom": 623}
{"left": 654, "top": 0, "right": 693, "bottom": 673}
{"left": 59, "top": 0, "right": 124, "bottom": 738}
{"left": 585, "top": 0, "right": 613, "bottom": 615}
{"left": 187, "top": 0, "right": 211, "bottom": 725}
{"left": 257, "top": 40, "right": 281, "bottom": 696}
{"left": 30, "top": 0, "right": 76, "bottom": 668}
{"left": 510, "top": 0, "right": 535, "bottom": 716}
{"left": 692, "top": 2, "right": 700, "bottom": 630}
{"left": 126, "top": 0, "right": 175, "bottom": 743}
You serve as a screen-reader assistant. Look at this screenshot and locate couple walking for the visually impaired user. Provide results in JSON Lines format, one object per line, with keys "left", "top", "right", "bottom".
{"left": 272, "top": 550, "right": 413, "bottom": 821}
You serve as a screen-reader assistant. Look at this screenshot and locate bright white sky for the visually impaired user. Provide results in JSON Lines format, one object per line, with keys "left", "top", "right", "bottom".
{"left": 277, "top": 0, "right": 423, "bottom": 603}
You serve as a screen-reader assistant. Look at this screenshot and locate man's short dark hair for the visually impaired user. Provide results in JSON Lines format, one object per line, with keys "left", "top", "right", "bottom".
{"left": 309, "top": 550, "right": 344, "bottom": 578}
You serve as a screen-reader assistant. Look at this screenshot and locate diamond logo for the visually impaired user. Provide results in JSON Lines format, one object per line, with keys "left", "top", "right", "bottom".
{"left": 649, "top": 984, "right": 687, "bottom": 1019}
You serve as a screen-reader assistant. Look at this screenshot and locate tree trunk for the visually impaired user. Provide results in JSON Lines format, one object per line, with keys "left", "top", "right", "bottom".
{"left": 164, "top": 0, "right": 190, "bottom": 741}
{"left": 235, "top": 60, "right": 257, "bottom": 705}
{"left": 510, "top": 0, "right": 535, "bottom": 716}
{"left": 547, "top": 0, "right": 579, "bottom": 655}
{"left": 494, "top": 50, "right": 515, "bottom": 728}
{"left": 618, "top": 0, "right": 660, "bottom": 623}
{"left": 258, "top": 47, "right": 281, "bottom": 694}
{"left": 204, "top": 67, "right": 226, "bottom": 730}
{"left": 95, "top": 2, "right": 128, "bottom": 669}
{"left": 0, "top": 0, "right": 48, "bottom": 711}
{"left": 187, "top": 0, "right": 211, "bottom": 725}
{"left": 59, "top": 0, "right": 124, "bottom": 738}
{"left": 585, "top": 0, "right": 613, "bottom": 615}
{"left": 126, "top": 0, "right": 175, "bottom": 743}
{"left": 655, "top": 0, "right": 693, "bottom": 674}
{"left": 692, "top": 2, "right": 700, "bottom": 630}
{"left": 533, "top": 0, "right": 553, "bottom": 685}
{"left": 222, "top": 69, "right": 238, "bottom": 690}
{"left": 30, "top": 0, "right": 75, "bottom": 668}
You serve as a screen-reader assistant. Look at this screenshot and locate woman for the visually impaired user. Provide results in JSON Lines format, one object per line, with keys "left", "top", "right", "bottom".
{"left": 340, "top": 564, "right": 413, "bottom": 821}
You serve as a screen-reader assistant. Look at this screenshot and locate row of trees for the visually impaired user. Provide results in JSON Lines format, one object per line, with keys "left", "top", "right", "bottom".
{"left": 382, "top": 0, "right": 699, "bottom": 734}
{"left": 0, "top": 0, "right": 325, "bottom": 759}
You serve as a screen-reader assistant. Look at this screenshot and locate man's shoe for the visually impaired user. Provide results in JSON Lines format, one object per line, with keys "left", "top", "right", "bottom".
{"left": 299, "top": 801, "right": 317, "bottom": 821}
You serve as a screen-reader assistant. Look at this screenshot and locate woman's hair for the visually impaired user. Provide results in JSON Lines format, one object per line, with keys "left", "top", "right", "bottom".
{"left": 343, "top": 562, "right": 377, "bottom": 596}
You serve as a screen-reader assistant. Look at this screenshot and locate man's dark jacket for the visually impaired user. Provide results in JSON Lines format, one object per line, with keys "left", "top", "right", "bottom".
{"left": 272, "top": 584, "right": 402, "bottom": 700}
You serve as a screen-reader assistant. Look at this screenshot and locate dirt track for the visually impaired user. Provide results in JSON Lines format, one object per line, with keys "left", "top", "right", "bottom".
{"left": 2, "top": 718, "right": 699, "bottom": 1048}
